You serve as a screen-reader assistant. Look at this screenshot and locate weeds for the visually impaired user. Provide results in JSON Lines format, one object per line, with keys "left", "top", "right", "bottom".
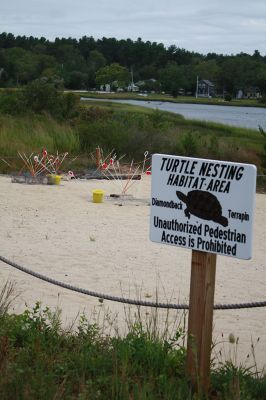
{"left": 0, "top": 280, "right": 18, "bottom": 316}
{"left": 210, "top": 331, "right": 266, "bottom": 400}
{"left": 0, "top": 302, "right": 192, "bottom": 399}
{"left": 0, "top": 298, "right": 265, "bottom": 399}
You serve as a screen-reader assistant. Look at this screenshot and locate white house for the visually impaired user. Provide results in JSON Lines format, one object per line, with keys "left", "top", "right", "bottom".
{"left": 127, "top": 83, "right": 139, "bottom": 92}
{"left": 100, "top": 83, "right": 111, "bottom": 92}
{"left": 197, "top": 80, "right": 216, "bottom": 98}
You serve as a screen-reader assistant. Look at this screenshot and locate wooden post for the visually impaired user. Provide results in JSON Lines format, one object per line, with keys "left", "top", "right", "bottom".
{"left": 96, "top": 147, "right": 101, "bottom": 168}
{"left": 186, "top": 250, "right": 217, "bottom": 394}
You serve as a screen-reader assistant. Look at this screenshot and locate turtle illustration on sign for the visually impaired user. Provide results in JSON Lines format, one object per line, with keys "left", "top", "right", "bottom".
{"left": 176, "top": 190, "right": 228, "bottom": 227}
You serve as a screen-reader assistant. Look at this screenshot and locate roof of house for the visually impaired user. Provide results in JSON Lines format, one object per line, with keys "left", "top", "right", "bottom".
{"left": 199, "top": 79, "right": 215, "bottom": 87}
{"left": 246, "top": 86, "right": 260, "bottom": 91}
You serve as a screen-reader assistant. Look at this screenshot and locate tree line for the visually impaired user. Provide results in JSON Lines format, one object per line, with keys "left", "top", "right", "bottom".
{"left": 0, "top": 32, "right": 266, "bottom": 96}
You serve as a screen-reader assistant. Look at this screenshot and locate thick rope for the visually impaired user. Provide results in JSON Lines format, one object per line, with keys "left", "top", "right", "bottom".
{"left": 1, "top": 255, "right": 266, "bottom": 310}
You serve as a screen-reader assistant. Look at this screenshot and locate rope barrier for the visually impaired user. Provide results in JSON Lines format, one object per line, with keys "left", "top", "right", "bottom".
{"left": 1, "top": 255, "right": 266, "bottom": 310}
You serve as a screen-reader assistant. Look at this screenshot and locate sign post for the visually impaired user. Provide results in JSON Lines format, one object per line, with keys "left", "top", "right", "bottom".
{"left": 150, "top": 154, "right": 257, "bottom": 395}
{"left": 186, "top": 250, "right": 216, "bottom": 393}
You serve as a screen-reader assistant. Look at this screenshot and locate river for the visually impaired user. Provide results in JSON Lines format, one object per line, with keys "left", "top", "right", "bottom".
{"left": 81, "top": 98, "right": 266, "bottom": 130}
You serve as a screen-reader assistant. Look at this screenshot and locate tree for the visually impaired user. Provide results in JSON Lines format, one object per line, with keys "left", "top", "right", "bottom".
{"left": 5, "top": 47, "right": 39, "bottom": 85}
{"left": 218, "top": 56, "right": 264, "bottom": 95}
{"left": 138, "top": 64, "right": 158, "bottom": 80}
{"left": 0, "top": 32, "right": 265, "bottom": 97}
{"left": 194, "top": 60, "right": 220, "bottom": 83}
{"left": 86, "top": 50, "right": 107, "bottom": 88}
{"left": 88, "top": 50, "right": 106, "bottom": 71}
{"left": 66, "top": 71, "right": 88, "bottom": 89}
{"left": 159, "top": 62, "right": 188, "bottom": 93}
{"left": 95, "top": 63, "right": 130, "bottom": 88}
{"left": 22, "top": 79, "right": 79, "bottom": 119}
{"left": 78, "top": 36, "right": 96, "bottom": 60}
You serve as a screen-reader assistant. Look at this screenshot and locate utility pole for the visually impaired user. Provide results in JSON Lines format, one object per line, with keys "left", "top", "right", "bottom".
{"left": 195, "top": 76, "right": 199, "bottom": 98}
{"left": 131, "top": 66, "right": 134, "bottom": 91}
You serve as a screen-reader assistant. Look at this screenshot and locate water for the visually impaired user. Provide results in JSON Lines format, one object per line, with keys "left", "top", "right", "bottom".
{"left": 81, "top": 98, "right": 266, "bottom": 130}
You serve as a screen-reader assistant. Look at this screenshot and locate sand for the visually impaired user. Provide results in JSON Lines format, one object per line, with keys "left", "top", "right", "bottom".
{"left": 0, "top": 174, "right": 265, "bottom": 370}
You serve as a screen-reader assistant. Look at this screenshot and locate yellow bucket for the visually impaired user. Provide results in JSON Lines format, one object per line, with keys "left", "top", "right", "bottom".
{"left": 54, "top": 175, "right": 61, "bottom": 185}
{"left": 92, "top": 189, "right": 105, "bottom": 203}
{"left": 47, "top": 174, "right": 61, "bottom": 185}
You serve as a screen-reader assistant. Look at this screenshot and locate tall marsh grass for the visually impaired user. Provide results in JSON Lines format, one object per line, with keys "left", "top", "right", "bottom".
{"left": 78, "top": 105, "right": 263, "bottom": 166}
{"left": 0, "top": 114, "right": 79, "bottom": 156}
{"left": 0, "top": 101, "right": 264, "bottom": 176}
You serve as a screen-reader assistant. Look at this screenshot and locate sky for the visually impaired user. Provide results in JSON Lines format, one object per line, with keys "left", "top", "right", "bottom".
{"left": 1, "top": 0, "right": 266, "bottom": 55}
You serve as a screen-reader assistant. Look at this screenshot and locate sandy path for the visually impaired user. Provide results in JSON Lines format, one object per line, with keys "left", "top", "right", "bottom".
{"left": 0, "top": 175, "right": 265, "bottom": 369}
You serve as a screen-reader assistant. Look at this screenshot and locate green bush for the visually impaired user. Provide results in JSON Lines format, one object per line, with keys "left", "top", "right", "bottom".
{"left": 23, "top": 79, "right": 60, "bottom": 114}
{"left": 180, "top": 131, "right": 199, "bottom": 156}
{"left": 22, "top": 80, "right": 80, "bottom": 119}
{"left": 0, "top": 81, "right": 80, "bottom": 120}
{"left": 0, "top": 90, "right": 26, "bottom": 115}
{"left": 224, "top": 94, "right": 232, "bottom": 101}
{"left": 258, "top": 94, "right": 266, "bottom": 104}
{"left": 79, "top": 106, "right": 113, "bottom": 122}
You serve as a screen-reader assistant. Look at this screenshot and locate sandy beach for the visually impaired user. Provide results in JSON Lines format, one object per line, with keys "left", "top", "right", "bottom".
{"left": 0, "top": 174, "right": 265, "bottom": 370}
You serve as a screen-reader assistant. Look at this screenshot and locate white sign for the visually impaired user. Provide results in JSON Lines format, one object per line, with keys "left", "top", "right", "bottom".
{"left": 150, "top": 154, "right": 257, "bottom": 260}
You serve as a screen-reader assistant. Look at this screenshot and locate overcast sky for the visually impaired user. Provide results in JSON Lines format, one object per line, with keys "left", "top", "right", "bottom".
{"left": 1, "top": 0, "right": 266, "bottom": 55}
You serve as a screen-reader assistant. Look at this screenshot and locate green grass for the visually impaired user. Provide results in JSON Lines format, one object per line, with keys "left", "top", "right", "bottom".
{"left": 81, "top": 100, "right": 264, "bottom": 165}
{"left": 81, "top": 99, "right": 164, "bottom": 114}
{"left": 80, "top": 101, "right": 263, "bottom": 168}
{"left": 0, "top": 298, "right": 266, "bottom": 400}
{"left": 0, "top": 99, "right": 265, "bottom": 178}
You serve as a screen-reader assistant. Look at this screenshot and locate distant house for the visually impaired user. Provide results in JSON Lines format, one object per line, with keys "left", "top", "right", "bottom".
{"left": 245, "top": 86, "right": 261, "bottom": 99}
{"left": 136, "top": 78, "right": 161, "bottom": 93}
{"left": 100, "top": 83, "right": 111, "bottom": 92}
{"left": 127, "top": 83, "right": 139, "bottom": 92}
{"left": 236, "top": 87, "right": 261, "bottom": 99}
{"left": 197, "top": 80, "right": 216, "bottom": 98}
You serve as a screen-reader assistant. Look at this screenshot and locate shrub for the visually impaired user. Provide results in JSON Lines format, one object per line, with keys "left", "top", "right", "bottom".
{"left": 258, "top": 94, "right": 266, "bottom": 104}
{"left": 224, "top": 94, "right": 232, "bottom": 102}
{"left": 23, "top": 79, "right": 60, "bottom": 113}
{"left": 180, "top": 131, "right": 199, "bottom": 156}
{"left": 0, "top": 81, "right": 75, "bottom": 120}
{"left": 171, "top": 86, "right": 179, "bottom": 98}
{"left": 79, "top": 106, "right": 113, "bottom": 122}
{"left": 0, "top": 90, "right": 26, "bottom": 115}
{"left": 60, "top": 92, "right": 80, "bottom": 119}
